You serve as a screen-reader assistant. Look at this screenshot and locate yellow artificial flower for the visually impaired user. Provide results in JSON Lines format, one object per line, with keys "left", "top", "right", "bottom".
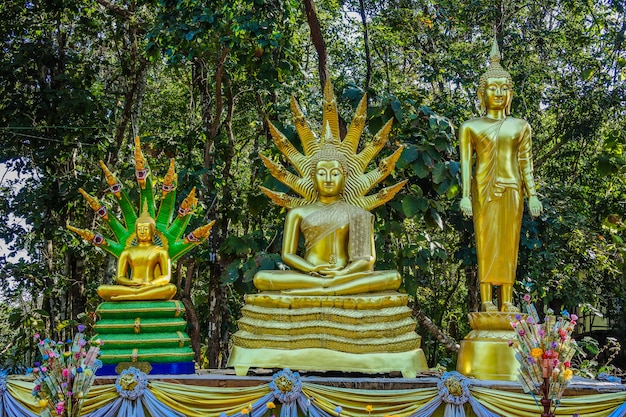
{"left": 242, "top": 408, "right": 249, "bottom": 415}
{"left": 266, "top": 402, "right": 276, "bottom": 410}
{"left": 365, "top": 405, "right": 374, "bottom": 414}
{"left": 530, "top": 348, "right": 544, "bottom": 358}
{"left": 38, "top": 399, "right": 48, "bottom": 408}
{"left": 563, "top": 369, "right": 573, "bottom": 380}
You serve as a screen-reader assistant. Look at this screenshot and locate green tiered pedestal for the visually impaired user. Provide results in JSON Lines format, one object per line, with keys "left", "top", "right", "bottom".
{"left": 94, "top": 300, "right": 195, "bottom": 375}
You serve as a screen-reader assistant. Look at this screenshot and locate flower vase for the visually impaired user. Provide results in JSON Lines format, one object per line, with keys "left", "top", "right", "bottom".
{"left": 540, "top": 378, "right": 554, "bottom": 417}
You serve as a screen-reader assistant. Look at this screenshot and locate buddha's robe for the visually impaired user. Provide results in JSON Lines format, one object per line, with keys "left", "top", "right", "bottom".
{"left": 254, "top": 201, "right": 400, "bottom": 294}
{"left": 463, "top": 117, "right": 536, "bottom": 286}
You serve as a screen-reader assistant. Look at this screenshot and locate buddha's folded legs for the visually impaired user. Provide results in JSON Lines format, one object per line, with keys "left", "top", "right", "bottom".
{"left": 97, "top": 283, "right": 177, "bottom": 301}
{"left": 254, "top": 269, "right": 401, "bottom": 295}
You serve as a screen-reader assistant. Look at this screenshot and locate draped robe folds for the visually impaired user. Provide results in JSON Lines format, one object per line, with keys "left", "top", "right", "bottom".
{"left": 252, "top": 200, "right": 402, "bottom": 294}
{"left": 301, "top": 201, "right": 373, "bottom": 264}
{"left": 467, "top": 118, "right": 536, "bottom": 286}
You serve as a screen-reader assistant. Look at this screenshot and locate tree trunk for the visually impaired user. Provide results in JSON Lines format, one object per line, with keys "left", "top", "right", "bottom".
{"left": 358, "top": 0, "right": 372, "bottom": 92}
{"left": 304, "top": 0, "right": 328, "bottom": 91}
{"left": 179, "top": 259, "right": 201, "bottom": 362}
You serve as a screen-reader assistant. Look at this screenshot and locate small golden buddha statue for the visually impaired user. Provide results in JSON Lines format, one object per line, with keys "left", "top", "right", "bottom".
{"left": 97, "top": 205, "right": 176, "bottom": 301}
{"left": 68, "top": 137, "right": 214, "bottom": 302}
{"left": 459, "top": 38, "right": 542, "bottom": 312}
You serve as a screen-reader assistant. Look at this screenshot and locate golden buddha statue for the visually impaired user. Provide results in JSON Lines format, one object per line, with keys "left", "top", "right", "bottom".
{"left": 459, "top": 38, "right": 542, "bottom": 313}
{"left": 456, "top": 38, "right": 541, "bottom": 380}
{"left": 253, "top": 138, "right": 403, "bottom": 296}
{"left": 96, "top": 205, "right": 176, "bottom": 301}
{"left": 68, "top": 137, "right": 214, "bottom": 302}
{"left": 228, "top": 80, "right": 427, "bottom": 377}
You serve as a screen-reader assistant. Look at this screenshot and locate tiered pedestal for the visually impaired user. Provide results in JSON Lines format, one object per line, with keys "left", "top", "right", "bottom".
{"left": 228, "top": 291, "right": 428, "bottom": 377}
{"left": 456, "top": 312, "right": 524, "bottom": 381}
{"left": 94, "top": 300, "right": 195, "bottom": 375}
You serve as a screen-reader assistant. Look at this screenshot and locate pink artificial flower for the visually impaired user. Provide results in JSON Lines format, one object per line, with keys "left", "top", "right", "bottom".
{"left": 34, "top": 333, "right": 40, "bottom": 340}
{"left": 41, "top": 367, "right": 47, "bottom": 372}
{"left": 523, "top": 294, "right": 531, "bottom": 302}
{"left": 570, "top": 314, "right": 578, "bottom": 321}
{"left": 55, "top": 401, "right": 65, "bottom": 415}
{"left": 62, "top": 368, "right": 70, "bottom": 378}
{"left": 564, "top": 361, "right": 571, "bottom": 368}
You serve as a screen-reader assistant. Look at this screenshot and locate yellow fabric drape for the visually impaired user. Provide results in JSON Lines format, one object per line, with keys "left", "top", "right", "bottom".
{"left": 5, "top": 376, "right": 626, "bottom": 417}
{"left": 302, "top": 383, "right": 438, "bottom": 417}
{"left": 148, "top": 381, "right": 271, "bottom": 417}
{"left": 6, "top": 378, "right": 40, "bottom": 414}
{"left": 471, "top": 387, "right": 626, "bottom": 417}
{"left": 81, "top": 385, "right": 120, "bottom": 414}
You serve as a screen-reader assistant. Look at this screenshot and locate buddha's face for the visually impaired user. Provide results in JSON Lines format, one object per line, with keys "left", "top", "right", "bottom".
{"left": 480, "top": 77, "right": 511, "bottom": 111}
{"left": 314, "top": 160, "right": 345, "bottom": 197}
{"left": 136, "top": 222, "right": 155, "bottom": 242}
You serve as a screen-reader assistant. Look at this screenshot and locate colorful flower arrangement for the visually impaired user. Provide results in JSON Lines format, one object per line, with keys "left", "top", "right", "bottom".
{"left": 30, "top": 325, "right": 102, "bottom": 417}
{"left": 510, "top": 295, "right": 581, "bottom": 414}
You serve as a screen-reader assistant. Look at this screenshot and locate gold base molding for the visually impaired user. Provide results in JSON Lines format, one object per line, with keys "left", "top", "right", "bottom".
{"left": 227, "top": 346, "right": 428, "bottom": 378}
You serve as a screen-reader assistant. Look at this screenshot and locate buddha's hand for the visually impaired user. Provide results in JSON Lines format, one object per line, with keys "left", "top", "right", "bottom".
{"left": 460, "top": 197, "right": 473, "bottom": 217}
{"left": 316, "top": 266, "right": 346, "bottom": 278}
{"left": 528, "top": 196, "right": 543, "bottom": 217}
{"left": 308, "top": 264, "right": 336, "bottom": 277}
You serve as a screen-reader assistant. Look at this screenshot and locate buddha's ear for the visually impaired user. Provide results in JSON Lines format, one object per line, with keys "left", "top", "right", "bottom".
{"left": 477, "top": 90, "right": 486, "bottom": 115}
{"left": 505, "top": 90, "right": 513, "bottom": 115}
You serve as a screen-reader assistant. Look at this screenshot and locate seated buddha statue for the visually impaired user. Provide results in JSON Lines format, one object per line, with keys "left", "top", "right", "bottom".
{"left": 67, "top": 137, "right": 214, "bottom": 303}
{"left": 228, "top": 80, "right": 426, "bottom": 377}
{"left": 254, "top": 80, "right": 407, "bottom": 296}
{"left": 97, "top": 205, "right": 177, "bottom": 301}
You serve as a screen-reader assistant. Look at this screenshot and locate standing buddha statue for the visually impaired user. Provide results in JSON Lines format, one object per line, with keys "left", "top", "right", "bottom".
{"left": 458, "top": 38, "right": 542, "bottom": 312}
{"left": 456, "top": 38, "right": 542, "bottom": 380}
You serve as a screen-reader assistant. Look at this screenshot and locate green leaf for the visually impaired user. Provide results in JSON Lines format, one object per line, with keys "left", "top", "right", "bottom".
{"left": 404, "top": 275, "right": 418, "bottom": 297}
{"left": 425, "top": 208, "right": 444, "bottom": 230}
{"left": 402, "top": 195, "right": 428, "bottom": 217}
{"left": 390, "top": 99, "right": 403, "bottom": 121}
{"left": 397, "top": 145, "right": 419, "bottom": 168}
{"left": 432, "top": 162, "right": 447, "bottom": 184}
{"left": 221, "top": 261, "right": 242, "bottom": 284}
{"left": 411, "top": 159, "right": 430, "bottom": 178}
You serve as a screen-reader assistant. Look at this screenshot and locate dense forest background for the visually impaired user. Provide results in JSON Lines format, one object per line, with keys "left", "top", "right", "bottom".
{"left": 0, "top": 0, "right": 625, "bottom": 373}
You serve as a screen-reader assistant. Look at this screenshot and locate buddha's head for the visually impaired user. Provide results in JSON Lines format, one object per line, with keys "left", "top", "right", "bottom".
{"left": 310, "top": 130, "right": 348, "bottom": 199}
{"left": 478, "top": 38, "right": 513, "bottom": 115}
{"left": 136, "top": 204, "right": 156, "bottom": 243}
{"left": 314, "top": 160, "right": 345, "bottom": 198}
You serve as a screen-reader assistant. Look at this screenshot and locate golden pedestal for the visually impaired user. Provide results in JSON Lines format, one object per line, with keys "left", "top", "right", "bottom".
{"left": 228, "top": 291, "right": 428, "bottom": 377}
{"left": 456, "top": 312, "right": 523, "bottom": 381}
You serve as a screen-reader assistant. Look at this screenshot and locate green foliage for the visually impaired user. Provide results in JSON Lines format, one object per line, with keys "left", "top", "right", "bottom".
{"left": 1, "top": 0, "right": 625, "bottom": 371}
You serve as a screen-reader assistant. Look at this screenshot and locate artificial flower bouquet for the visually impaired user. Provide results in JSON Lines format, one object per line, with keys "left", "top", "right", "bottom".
{"left": 510, "top": 296, "right": 580, "bottom": 407}
{"left": 31, "top": 325, "right": 102, "bottom": 417}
